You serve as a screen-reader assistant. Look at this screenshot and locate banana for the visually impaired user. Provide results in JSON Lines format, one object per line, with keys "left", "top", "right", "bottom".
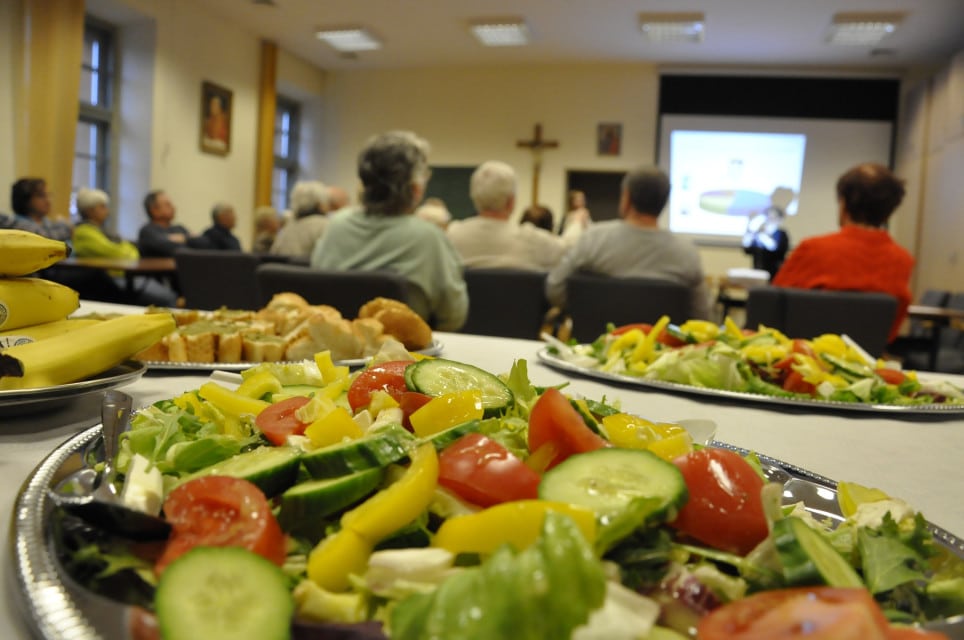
{"left": 0, "top": 317, "right": 103, "bottom": 348}
{"left": 0, "top": 312, "right": 176, "bottom": 390}
{"left": 0, "top": 277, "right": 80, "bottom": 331}
{"left": 0, "top": 229, "right": 71, "bottom": 276}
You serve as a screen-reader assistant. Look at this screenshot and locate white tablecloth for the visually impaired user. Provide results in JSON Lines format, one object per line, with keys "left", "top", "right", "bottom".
{"left": 3, "top": 301, "right": 963, "bottom": 638}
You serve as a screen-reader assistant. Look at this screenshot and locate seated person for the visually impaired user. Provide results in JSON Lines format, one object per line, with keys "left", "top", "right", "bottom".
{"left": 446, "top": 161, "right": 572, "bottom": 272}
{"left": 138, "top": 190, "right": 205, "bottom": 257}
{"left": 773, "top": 163, "right": 913, "bottom": 343}
{"left": 270, "top": 181, "right": 330, "bottom": 259}
{"left": 520, "top": 204, "right": 555, "bottom": 232}
{"left": 9, "top": 177, "right": 73, "bottom": 242}
{"left": 252, "top": 205, "right": 281, "bottom": 253}
{"left": 73, "top": 187, "right": 178, "bottom": 307}
{"left": 546, "top": 166, "right": 710, "bottom": 319}
{"left": 415, "top": 197, "right": 452, "bottom": 229}
{"left": 201, "top": 202, "right": 242, "bottom": 251}
{"left": 310, "top": 131, "right": 468, "bottom": 331}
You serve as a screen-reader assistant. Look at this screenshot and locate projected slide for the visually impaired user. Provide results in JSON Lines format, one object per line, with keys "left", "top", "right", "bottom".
{"left": 667, "top": 131, "right": 806, "bottom": 237}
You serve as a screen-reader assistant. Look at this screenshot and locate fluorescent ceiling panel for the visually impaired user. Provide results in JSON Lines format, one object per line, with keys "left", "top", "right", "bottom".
{"left": 639, "top": 12, "right": 705, "bottom": 43}
{"left": 826, "top": 12, "right": 905, "bottom": 46}
{"left": 315, "top": 27, "right": 381, "bottom": 52}
{"left": 469, "top": 19, "right": 530, "bottom": 47}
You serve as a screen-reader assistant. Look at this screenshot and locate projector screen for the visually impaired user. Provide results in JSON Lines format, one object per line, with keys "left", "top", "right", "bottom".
{"left": 657, "top": 115, "right": 893, "bottom": 247}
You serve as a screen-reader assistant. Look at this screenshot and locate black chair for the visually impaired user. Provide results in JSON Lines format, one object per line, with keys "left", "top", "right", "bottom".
{"left": 746, "top": 287, "right": 897, "bottom": 357}
{"left": 255, "top": 262, "right": 409, "bottom": 317}
{"left": 460, "top": 268, "right": 548, "bottom": 339}
{"left": 174, "top": 248, "right": 261, "bottom": 310}
{"left": 889, "top": 289, "right": 951, "bottom": 370}
{"left": 565, "top": 273, "right": 691, "bottom": 343}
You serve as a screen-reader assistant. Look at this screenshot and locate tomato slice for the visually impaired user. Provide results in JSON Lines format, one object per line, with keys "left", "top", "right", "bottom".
{"left": 876, "top": 368, "right": 908, "bottom": 385}
{"left": 347, "top": 360, "right": 413, "bottom": 411}
{"left": 438, "top": 433, "right": 541, "bottom": 507}
{"left": 611, "top": 323, "right": 653, "bottom": 336}
{"left": 156, "top": 476, "right": 286, "bottom": 575}
{"left": 528, "top": 388, "right": 609, "bottom": 468}
{"left": 255, "top": 396, "right": 311, "bottom": 446}
{"left": 698, "top": 587, "right": 892, "bottom": 640}
{"left": 670, "top": 448, "right": 769, "bottom": 555}
{"left": 783, "top": 370, "right": 817, "bottom": 395}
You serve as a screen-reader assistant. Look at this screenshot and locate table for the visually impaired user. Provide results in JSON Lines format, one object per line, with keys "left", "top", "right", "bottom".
{"left": 3, "top": 300, "right": 964, "bottom": 638}
{"left": 56, "top": 257, "right": 177, "bottom": 296}
{"left": 905, "top": 304, "right": 964, "bottom": 371}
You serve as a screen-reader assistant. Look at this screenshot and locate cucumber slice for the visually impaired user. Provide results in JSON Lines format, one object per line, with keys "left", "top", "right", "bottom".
{"left": 820, "top": 353, "right": 874, "bottom": 379}
{"left": 539, "top": 448, "right": 688, "bottom": 523}
{"left": 270, "top": 384, "right": 321, "bottom": 402}
{"left": 418, "top": 419, "right": 481, "bottom": 451}
{"left": 177, "top": 446, "right": 302, "bottom": 497}
{"left": 155, "top": 546, "right": 293, "bottom": 640}
{"left": 279, "top": 467, "right": 384, "bottom": 534}
{"left": 773, "top": 516, "right": 864, "bottom": 587}
{"left": 406, "top": 358, "right": 513, "bottom": 415}
{"left": 301, "top": 425, "right": 414, "bottom": 479}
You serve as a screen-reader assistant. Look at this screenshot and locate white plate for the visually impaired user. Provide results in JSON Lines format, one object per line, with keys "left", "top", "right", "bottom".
{"left": 139, "top": 339, "right": 445, "bottom": 372}
{"left": 537, "top": 347, "right": 964, "bottom": 415}
{"left": 0, "top": 361, "right": 146, "bottom": 417}
{"left": 11, "top": 427, "right": 963, "bottom": 639}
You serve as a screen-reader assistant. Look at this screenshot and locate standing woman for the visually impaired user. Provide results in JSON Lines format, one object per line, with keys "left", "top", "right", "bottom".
{"left": 310, "top": 131, "right": 468, "bottom": 331}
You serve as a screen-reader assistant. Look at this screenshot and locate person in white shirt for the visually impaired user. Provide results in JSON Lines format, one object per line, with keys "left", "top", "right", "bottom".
{"left": 446, "top": 161, "right": 576, "bottom": 271}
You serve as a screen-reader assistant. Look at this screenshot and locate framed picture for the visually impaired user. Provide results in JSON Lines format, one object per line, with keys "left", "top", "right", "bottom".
{"left": 597, "top": 122, "right": 622, "bottom": 156}
{"left": 199, "top": 81, "right": 232, "bottom": 155}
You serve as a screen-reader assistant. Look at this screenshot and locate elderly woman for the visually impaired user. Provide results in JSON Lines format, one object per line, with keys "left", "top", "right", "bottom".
{"left": 269, "top": 181, "right": 329, "bottom": 259}
{"left": 10, "top": 177, "right": 73, "bottom": 241}
{"left": 72, "top": 187, "right": 178, "bottom": 306}
{"left": 310, "top": 131, "right": 468, "bottom": 330}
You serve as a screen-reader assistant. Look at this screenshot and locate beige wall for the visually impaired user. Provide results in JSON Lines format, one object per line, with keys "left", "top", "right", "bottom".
{"left": 0, "top": 1, "right": 18, "bottom": 201}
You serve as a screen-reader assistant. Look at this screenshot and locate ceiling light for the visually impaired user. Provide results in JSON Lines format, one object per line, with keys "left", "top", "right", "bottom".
{"left": 826, "top": 12, "right": 904, "bottom": 46}
{"left": 315, "top": 27, "right": 381, "bottom": 52}
{"left": 469, "top": 19, "right": 530, "bottom": 47}
{"left": 638, "top": 12, "right": 705, "bottom": 43}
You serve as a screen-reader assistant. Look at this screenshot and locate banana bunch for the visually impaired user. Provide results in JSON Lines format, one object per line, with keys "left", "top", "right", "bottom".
{"left": 0, "top": 312, "right": 176, "bottom": 390}
{"left": 0, "top": 317, "right": 101, "bottom": 348}
{"left": 0, "top": 230, "right": 79, "bottom": 331}
{"left": 0, "top": 229, "right": 71, "bottom": 276}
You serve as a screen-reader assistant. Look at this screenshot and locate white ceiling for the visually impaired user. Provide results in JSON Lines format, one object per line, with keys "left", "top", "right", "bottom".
{"left": 192, "top": 0, "right": 964, "bottom": 71}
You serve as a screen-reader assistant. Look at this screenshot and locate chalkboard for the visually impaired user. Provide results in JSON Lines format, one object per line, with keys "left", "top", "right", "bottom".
{"left": 424, "top": 166, "right": 475, "bottom": 220}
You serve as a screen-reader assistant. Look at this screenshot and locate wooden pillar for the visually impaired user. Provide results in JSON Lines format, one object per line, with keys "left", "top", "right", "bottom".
{"left": 254, "top": 40, "right": 277, "bottom": 210}
{"left": 15, "top": 0, "right": 85, "bottom": 220}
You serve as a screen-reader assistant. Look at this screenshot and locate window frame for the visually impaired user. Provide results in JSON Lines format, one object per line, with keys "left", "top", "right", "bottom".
{"left": 74, "top": 17, "right": 116, "bottom": 200}
{"left": 272, "top": 95, "right": 301, "bottom": 211}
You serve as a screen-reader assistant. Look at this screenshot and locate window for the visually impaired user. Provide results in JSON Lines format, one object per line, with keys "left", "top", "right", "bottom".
{"left": 73, "top": 18, "right": 115, "bottom": 209}
{"left": 272, "top": 96, "right": 301, "bottom": 211}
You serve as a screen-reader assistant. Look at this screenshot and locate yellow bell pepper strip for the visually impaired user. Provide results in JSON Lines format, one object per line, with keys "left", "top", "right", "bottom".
{"left": 432, "top": 500, "right": 597, "bottom": 555}
{"left": 645, "top": 426, "right": 693, "bottom": 461}
{"left": 341, "top": 443, "right": 438, "bottom": 541}
{"left": 408, "top": 390, "right": 483, "bottom": 438}
{"left": 307, "top": 528, "right": 373, "bottom": 592}
{"left": 234, "top": 370, "right": 282, "bottom": 400}
{"left": 315, "top": 350, "right": 350, "bottom": 384}
{"left": 601, "top": 413, "right": 658, "bottom": 449}
{"left": 304, "top": 406, "right": 364, "bottom": 448}
{"left": 368, "top": 390, "right": 400, "bottom": 417}
{"left": 723, "top": 316, "right": 744, "bottom": 341}
{"left": 607, "top": 328, "right": 645, "bottom": 358}
{"left": 198, "top": 381, "right": 270, "bottom": 417}
{"left": 307, "top": 442, "right": 439, "bottom": 591}
{"left": 525, "top": 441, "right": 559, "bottom": 473}
{"left": 837, "top": 481, "right": 891, "bottom": 518}
{"left": 630, "top": 315, "right": 671, "bottom": 365}
{"left": 679, "top": 319, "right": 719, "bottom": 343}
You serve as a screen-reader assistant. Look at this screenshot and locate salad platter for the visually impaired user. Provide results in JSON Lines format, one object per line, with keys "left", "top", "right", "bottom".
{"left": 0, "top": 361, "right": 146, "bottom": 417}
{"left": 10, "top": 353, "right": 964, "bottom": 639}
{"left": 11, "top": 425, "right": 964, "bottom": 639}
{"left": 537, "top": 347, "right": 964, "bottom": 415}
{"left": 139, "top": 339, "right": 444, "bottom": 372}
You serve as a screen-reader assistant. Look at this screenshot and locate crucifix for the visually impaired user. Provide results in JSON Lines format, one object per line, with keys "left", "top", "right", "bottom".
{"left": 516, "top": 123, "right": 559, "bottom": 207}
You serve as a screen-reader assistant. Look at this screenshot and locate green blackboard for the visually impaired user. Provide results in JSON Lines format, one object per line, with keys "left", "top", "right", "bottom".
{"left": 424, "top": 165, "right": 475, "bottom": 220}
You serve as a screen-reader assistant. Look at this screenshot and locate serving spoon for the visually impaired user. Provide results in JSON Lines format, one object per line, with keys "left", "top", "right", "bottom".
{"left": 49, "top": 390, "right": 171, "bottom": 540}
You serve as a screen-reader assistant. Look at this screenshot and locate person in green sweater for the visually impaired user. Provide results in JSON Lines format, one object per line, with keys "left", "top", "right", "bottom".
{"left": 73, "top": 188, "right": 178, "bottom": 306}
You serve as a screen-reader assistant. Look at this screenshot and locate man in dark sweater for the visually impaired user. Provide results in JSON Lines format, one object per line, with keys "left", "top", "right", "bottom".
{"left": 200, "top": 202, "right": 242, "bottom": 251}
{"left": 137, "top": 190, "right": 206, "bottom": 257}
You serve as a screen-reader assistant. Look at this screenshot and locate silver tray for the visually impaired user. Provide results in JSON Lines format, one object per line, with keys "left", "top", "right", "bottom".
{"left": 139, "top": 339, "right": 445, "bottom": 372}
{"left": 0, "top": 362, "right": 146, "bottom": 417}
{"left": 11, "top": 426, "right": 964, "bottom": 639}
{"left": 537, "top": 348, "right": 964, "bottom": 415}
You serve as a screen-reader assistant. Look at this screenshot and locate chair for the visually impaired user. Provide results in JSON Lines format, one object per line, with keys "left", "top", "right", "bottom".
{"left": 565, "top": 273, "right": 691, "bottom": 343}
{"left": 255, "top": 262, "right": 409, "bottom": 317}
{"left": 746, "top": 287, "right": 897, "bottom": 357}
{"left": 174, "top": 248, "right": 261, "bottom": 310}
{"left": 460, "top": 268, "right": 548, "bottom": 339}
{"left": 889, "top": 289, "right": 951, "bottom": 370}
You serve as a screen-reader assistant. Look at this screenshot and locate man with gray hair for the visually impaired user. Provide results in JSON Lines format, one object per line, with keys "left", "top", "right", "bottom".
{"left": 446, "top": 160, "right": 574, "bottom": 271}
{"left": 546, "top": 166, "right": 710, "bottom": 318}
{"left": 200, "top": 202, "right": 242, "bottom": 251}
{"left": 270, "top": 180, "right": 330, "bottom": 259}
